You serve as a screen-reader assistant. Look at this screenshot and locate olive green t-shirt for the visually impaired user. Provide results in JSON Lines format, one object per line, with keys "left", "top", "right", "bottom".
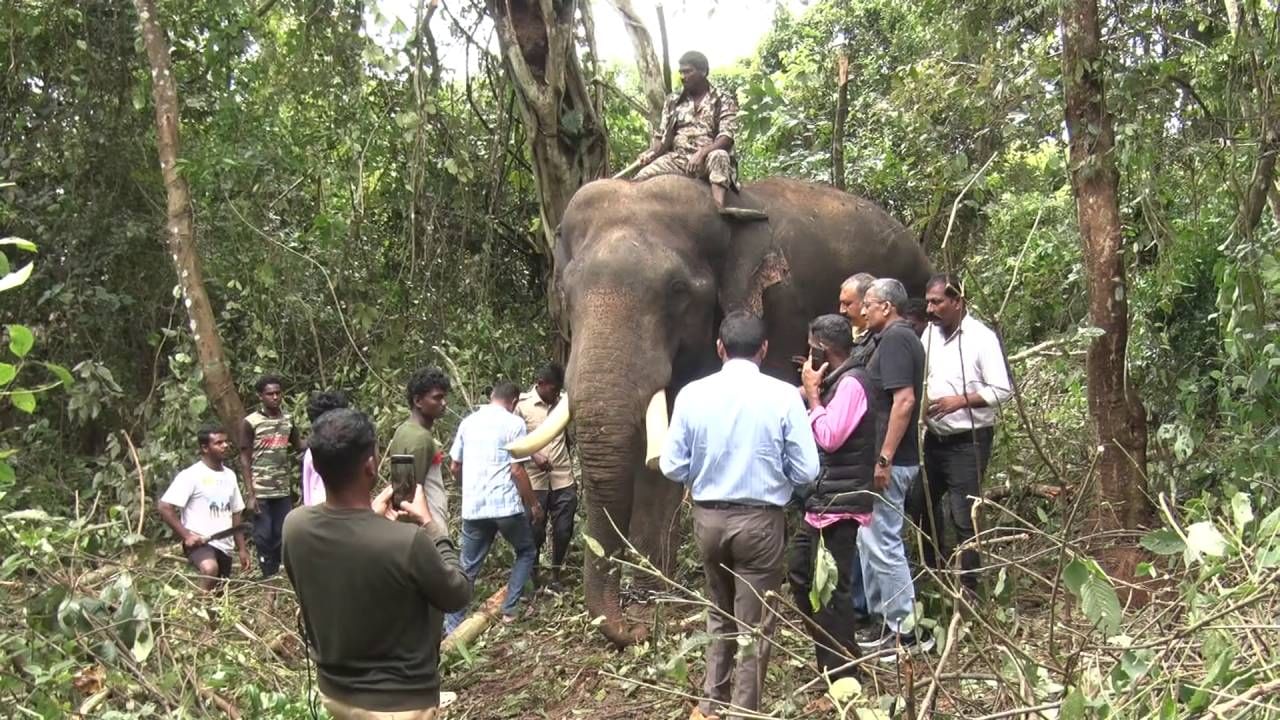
{"left": 282, "top": 505, "right": 471, "bottom": 712}
{"left": 387, "top": 420, "right": 446, "bottom": 526}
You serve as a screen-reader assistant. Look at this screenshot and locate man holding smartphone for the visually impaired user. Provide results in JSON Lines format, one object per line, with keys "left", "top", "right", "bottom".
{"left": 445, "top": 382, "right": 544, "bottom": 631}
{"left": 157, "top": 425, "right": 251, "bottom": 592}
{"left": 283, "top": 408, "right": 470, "bottom": 720}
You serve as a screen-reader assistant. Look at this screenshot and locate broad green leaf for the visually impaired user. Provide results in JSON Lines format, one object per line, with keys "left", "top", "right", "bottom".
{"left": 0, "top": 362, "right": 14, "bottom": 386}
{"left": 1139, "top": 528, "right": 1185, "bottom": 555}
{"left": 1081, "top": 571, "right": 1121, "bottom": 636}
{"left": 7, "top": 325, "right": 34, "bottom": 358}
{"left": 0, "top": 459, "right": 13, "bottom": 487}
{"left": 809, "top": 536, "right": 837, "bottom": 612}
{"left": 1259, "top": 506, "right": 1280, "bottom": 540}
{"left": 188, "top": 394, "right": 208, "bottom": 417}
{"left": 41, "top": 362, "right": 73, "bottom": 387}
{"left": 0, "top": 262, "right": 33, "bottom": 291}
{"left": 10, "top": 390, "right": 36, "bottom": 413}
{"left": 131, "top": 612, "right": 154, "bottom": 662}
{"left": 0, "top": 237, "right": 37, "bottom": 252}
{"left": 828, "top": 676, "right": 862, "bottom": 703}
{"left": 583, "top": 534, "right": 605, "bottom": 557}
{"left": 1061, "top": 558, "right": 1090, "bottom": 594}
{"left": 1230, "top": 492, "right": 1253, "bottom": 530}
{"left": 1184, "top": 521, "right": 1227, "bottom": 564}
{"left": 1060, "top": 687, "right": 1085, "bottom": 719}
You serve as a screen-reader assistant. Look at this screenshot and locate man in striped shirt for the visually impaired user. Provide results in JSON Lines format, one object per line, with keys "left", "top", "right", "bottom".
{"left": 661, "top": 312, "right": 819, "bottom": 719}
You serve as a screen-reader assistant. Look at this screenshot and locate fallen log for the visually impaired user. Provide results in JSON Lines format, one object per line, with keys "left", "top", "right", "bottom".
{"left": 441, "top": 586, "right": 508, "bottom": 655}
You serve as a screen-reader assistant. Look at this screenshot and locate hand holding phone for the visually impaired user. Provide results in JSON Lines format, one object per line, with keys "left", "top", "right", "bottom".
{"left": 390, "top": 454, "right": 417, "bottom": 510}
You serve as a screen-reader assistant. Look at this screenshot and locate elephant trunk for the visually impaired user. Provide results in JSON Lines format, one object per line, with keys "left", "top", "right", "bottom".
{"left": 566, "top": 308, "right": 671, "bottom": 647}
{"left": 573, "top": 374, "right": 647, "bottom": 646}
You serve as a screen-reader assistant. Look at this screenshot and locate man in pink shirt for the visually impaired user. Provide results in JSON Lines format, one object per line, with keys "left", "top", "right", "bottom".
{"left": 301, "top": 391, "right": 349, "bottom": 506}
{"left": 788, "top": 314, "right": 878, "bottom": 680}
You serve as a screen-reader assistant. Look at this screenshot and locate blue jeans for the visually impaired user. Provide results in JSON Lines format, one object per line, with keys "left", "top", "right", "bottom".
{"left": 858, "top": 465, "right": 918, "bottom": 633}
{"left": 444, "top": 513, "right": 537, "bottom": 634}
{"left": 849, "top": 546, "right": 869, "bottom": 621}
{"left": 252, "top": 496, "right": 291, "bottom": 578}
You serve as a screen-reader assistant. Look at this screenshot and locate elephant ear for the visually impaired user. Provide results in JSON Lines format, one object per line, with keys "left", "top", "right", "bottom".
{"left": 716, "top": 188, "right": 791, "bottom": 315}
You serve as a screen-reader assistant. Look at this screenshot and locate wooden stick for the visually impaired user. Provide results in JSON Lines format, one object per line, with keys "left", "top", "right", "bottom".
{"left": 121, "top": 431, "right": 147, "bottom": 536}
{"left": 441, "top": 586, "right": 508, "bottom": 655}
{"left": 612, "top": 159, "right": 643, "bottom": 179}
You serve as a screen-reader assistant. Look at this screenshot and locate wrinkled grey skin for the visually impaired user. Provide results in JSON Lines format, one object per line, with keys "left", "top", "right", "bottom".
{"left": 556, "top": 175, "right": 930, "bottom": 646}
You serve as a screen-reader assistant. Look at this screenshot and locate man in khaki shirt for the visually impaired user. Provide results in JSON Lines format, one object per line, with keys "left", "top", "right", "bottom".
{"left": 514, "top": 363, "right": 576, "bottom": 593}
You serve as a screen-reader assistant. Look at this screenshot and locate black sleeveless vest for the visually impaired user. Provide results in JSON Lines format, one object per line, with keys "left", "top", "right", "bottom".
{"left": 804, "top": 358, "right": 878, "bottom": 515}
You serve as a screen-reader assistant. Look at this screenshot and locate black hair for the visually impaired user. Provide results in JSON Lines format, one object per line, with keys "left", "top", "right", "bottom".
{"left": 255, "top": 374, "right": 284, "bottom": 393}
{"left": 679, "top": 50, "right": 709, "bottom": 76}
{"left": 926, "top": 273, "right": 964, "bottom": 300}
{"left": 405, "top": 367, "right": 451, "bottom": 407}
{"left": 719, "top": 311, "right": 766, "bottom": 359}
{"left": 307, "top": 390, "right": 350, "bottom": 423}
{"left": 535, "top": 362, "right": 565, "bottom": 387}
{"left": 809, "top": 314, "right": 854, "bottom": 355}
{"left": 491, "top": 380, "right": 521, "bottom": 403}
{"left": 309, "top": 408, "right": 376, "bottom": 491}
{"left": 197, "top": 424, "right": 226, "bottom": 448}
{"left": 904, "top": 298, "right": 929, "bottom": 322}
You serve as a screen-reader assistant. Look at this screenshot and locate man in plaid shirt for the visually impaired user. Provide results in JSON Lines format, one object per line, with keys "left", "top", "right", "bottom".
{"left": 443, "top": 382, "right": 544, "bottom": 633}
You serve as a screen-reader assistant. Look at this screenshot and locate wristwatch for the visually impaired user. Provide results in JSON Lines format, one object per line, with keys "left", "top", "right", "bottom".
{"left": 877, "top": 454, "right": 891, "bottom": 468}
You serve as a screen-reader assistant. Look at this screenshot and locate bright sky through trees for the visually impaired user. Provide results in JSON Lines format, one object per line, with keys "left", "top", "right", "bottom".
{"left": 375, "top": 0, "right": 804, "bottom": 76}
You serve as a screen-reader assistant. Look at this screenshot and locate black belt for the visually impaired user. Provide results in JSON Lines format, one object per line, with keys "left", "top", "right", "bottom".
{"left": 694, "top": 501, "right": 779, "bottom": 510}
{"left": 927, "top": 427, "right": 994, "bottom": 446}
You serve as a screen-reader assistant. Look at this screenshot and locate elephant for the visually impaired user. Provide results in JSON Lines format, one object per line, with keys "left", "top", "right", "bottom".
{"left": 512, "top": 175, "right": 931, "bottom": 646}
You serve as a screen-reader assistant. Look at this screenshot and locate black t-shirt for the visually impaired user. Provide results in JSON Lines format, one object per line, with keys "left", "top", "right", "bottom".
{"left": 867, "top": 319, "right": 925, "bottom": 465}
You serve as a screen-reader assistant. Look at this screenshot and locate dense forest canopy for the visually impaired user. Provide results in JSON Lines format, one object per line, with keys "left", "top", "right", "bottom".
{"left": 1, "top": 0, "right": 1277, "bottom": 717}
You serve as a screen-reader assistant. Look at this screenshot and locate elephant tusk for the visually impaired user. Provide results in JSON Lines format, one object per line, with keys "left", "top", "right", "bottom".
{"left": 644, "top": 390, "right": 669, "bottom": 471}
{"left": 506, "top": 395, "right": 571, "bottom": 457}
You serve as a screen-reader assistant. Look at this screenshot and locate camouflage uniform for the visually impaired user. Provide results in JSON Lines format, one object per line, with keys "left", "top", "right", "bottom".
{"left": 635, "top": 85, "right": 739, "bottom": 189}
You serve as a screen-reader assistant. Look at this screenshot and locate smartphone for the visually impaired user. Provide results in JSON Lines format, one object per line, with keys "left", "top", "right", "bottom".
{"left": 809, "top": 346, "right": 828, "bottom": 368}
{"left": 390, "top": 454, "right": 416, "bottom": 509}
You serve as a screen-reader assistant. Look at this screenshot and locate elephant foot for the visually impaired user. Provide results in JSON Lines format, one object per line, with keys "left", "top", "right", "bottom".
{"left": 600, "top": 618, "right": 650, "bottom": 648}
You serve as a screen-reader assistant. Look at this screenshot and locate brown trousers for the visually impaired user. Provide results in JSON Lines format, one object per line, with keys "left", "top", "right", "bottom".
{"left": 320, "top": 695, "right": 439, "bottom": 720}
{"left": 692, "top": 504, "right": 786, "bottom": 719}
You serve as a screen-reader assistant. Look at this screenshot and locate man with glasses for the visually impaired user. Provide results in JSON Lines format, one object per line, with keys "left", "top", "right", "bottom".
{"left": 857, "top": 279, "right": 932, "bottom": 660}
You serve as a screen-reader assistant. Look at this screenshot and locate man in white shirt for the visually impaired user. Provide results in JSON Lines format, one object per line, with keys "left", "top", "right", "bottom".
{"left": 920, "top": 273, "right": 1013, "bottom": 594}
{"left": 445, "top": 382, "right": 544, "bottom": 633}
{"left": 157, "top": 426, "right": 250, "bottom": 591}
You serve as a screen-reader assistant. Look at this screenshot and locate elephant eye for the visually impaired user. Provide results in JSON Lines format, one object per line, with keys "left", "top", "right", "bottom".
{"left": 668, "top": 279, "right": 690, "bottom": 296}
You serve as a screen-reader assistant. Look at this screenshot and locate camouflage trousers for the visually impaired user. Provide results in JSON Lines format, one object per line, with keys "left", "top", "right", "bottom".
{"left": 634, "top": 149, "right": 737, "bottom": 189}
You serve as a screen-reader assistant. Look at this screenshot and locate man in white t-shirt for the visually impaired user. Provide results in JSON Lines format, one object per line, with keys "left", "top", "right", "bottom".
{"left": 157, "top": 425, "right": 250, "bottom": 591}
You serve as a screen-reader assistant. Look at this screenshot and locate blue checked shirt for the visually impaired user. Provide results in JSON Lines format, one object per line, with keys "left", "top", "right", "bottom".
{"left": 450, "top": 404, "right": 528, "bottom": 521}
{"left": 660, "top": 359, "right": 820, "bottom": 506}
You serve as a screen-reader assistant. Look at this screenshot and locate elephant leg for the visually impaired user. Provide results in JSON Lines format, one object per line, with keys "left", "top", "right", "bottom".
{"left": 628, "top": 466, "right": 686, "bottom": 593}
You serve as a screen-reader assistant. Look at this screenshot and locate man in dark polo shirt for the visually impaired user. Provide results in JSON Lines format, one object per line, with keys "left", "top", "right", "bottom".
{"left": 857, "top": 278, "right": 931, "bottom": 660}
{"left": 282, "top": 408, "right": 470, "bottom": 719}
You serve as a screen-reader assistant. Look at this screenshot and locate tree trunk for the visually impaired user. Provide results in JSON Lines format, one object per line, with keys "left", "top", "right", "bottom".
{"left": 832, "top": 53, "right": 849, "bottom": 191}
{"left": 1060, "top": 0, "right": 1153, "bottom": 531}
{"left": 133, "top": 0, "right": 246, "bottom": 433}
{"left": 486, "top": 0, "right": 609, "bottom": 351}
{"left": 606, "top": 0, "right": 665, "bottom": 125}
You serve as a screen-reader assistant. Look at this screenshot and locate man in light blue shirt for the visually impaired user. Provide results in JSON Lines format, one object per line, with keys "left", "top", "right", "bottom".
{"left": 660, "top": 311, "right": 819, "bottom": 719}
{"left": 445, "top": 382, "right": 544, "bottom": 632}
